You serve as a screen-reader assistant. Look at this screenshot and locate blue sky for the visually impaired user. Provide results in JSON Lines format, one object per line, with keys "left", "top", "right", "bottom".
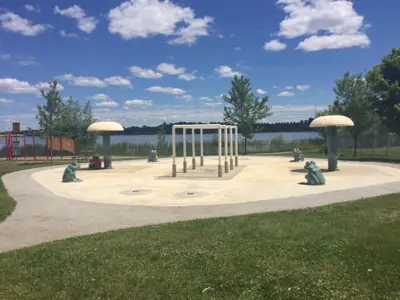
{"left": 0, "top": 0, "right": 398, "bottom": 131}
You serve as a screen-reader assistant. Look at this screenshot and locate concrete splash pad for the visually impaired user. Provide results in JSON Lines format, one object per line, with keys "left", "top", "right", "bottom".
{"left": 31, "top": 156, "right": 400, "bottom": 207}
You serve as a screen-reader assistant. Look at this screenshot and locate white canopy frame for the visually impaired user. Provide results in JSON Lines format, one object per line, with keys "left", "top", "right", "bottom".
{"left": 172, "top": 124, "right": 239, "bottom": 178}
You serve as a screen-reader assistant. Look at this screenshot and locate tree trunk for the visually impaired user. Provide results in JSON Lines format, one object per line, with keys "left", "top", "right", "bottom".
{"left": 50, "top": 134, "right": 53, "bottom": 165}
{"left": 353, "top": 136, "right": 358, "bottom": 157}
{"left": 244, "top": 137, "right": 248, "bottom": 155}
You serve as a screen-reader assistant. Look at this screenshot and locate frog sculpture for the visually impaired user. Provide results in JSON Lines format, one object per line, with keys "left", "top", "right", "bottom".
{"left": 293, "top": 148, "right": 304, "bottom": 162}
{"left": 304, "top": 161, "right": 325, "bottom": 185}
{"left": 62, "top": 161, "right": 82, "bottom": 183}
{"left": 148, "top": 150, "right": 158, "bottom": 162}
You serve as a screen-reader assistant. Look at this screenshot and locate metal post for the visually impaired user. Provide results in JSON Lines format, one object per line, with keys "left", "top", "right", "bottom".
{"left": 224, "top": 127, "right": 229, "bottom": 173}
{"left": 218, "top": 126, "right": 222, "bottom": 177}
{"left": 103, "top": 133, "right": 112, "bottom": 169}
{"left": 235, "top": 127, "right": 239, "bottom": 166}
{"left": 327, "top": 126, "right": 338, "bottom": 171}
{"left": 24, "top": 134, "right": 27, "bottom": 159}
{"left": 229, "top": 126, "right": 234, "bottom": 169}
{"left": 172, "top": 126, "right": 176, "bottom": 177}
{"left": 200, "top": 128, "right": 204, "bottom": 166}
{"left": 183, "top": 128, "right": 187, "bottom": 173}
{"left": 192, "top": 128, "right": 196, "bottom": 169}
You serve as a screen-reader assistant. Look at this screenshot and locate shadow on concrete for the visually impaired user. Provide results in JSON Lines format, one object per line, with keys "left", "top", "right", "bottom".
{"left": 291, "top": 168, "right": 330, "bottom": 173}
{"left": 289, "top": 160, "right": 304, "bottom": 163}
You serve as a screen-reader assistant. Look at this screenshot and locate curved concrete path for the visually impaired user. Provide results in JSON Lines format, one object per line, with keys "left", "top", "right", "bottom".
{"left": 1, "top": 162, "right": 400, "bottom": 252}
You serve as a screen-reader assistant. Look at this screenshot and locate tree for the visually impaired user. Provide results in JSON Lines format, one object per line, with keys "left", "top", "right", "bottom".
{"left": 333, "top": 72, "right": 375, "bottom": 156}
{"left": 156, "top": 122, "right": 168, "bottom": 155}
{"left": 366, "top": 47, "right": 400, "bottom": 135}
{"left": 55, "top": 97, "right": 97, "bottom": 151}
{"left": 36, "top": 81, "right": 63, "bottom": 164}
{"left": 223, "top": 75, "right": 272, "bottom": 154}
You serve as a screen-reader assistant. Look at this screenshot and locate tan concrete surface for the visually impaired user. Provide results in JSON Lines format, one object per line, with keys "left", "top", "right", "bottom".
{"left": 31, "top": 156, "right": 400, "bottom": 207}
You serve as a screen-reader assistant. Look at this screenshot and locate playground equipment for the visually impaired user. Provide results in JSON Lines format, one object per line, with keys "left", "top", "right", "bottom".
{"left": 2, "top": 133, "right": 33, "bottom": 160}
{"left": 87, "top": 121, "right": 124, "bottom": 169}
{"left": 172, "top": 124, "right": 239, "bottom": 178}
{"left": 310, "top": 115, "right": 354, "bottom": 171}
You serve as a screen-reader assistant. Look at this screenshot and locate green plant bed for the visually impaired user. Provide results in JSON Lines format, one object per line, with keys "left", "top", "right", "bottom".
{"left": 1, "top": 195, "right": 400, "bottom": 299}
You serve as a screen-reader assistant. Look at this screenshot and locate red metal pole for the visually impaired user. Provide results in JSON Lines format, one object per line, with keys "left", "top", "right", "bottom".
{"left": 46, "top": 137, "right": 49, "bottom": 160}
{"left": 24, "top": 134, "right": 27, "bottom": 159}
{"left": 5, "top": 135, "right": 8, "bottom": 160}
{"left": 33, "top": 134, "right": 37, "bottom": 160}
{"left": 10, "top": 134, "right": 14, "bottom": 160}
{"left": 60, "top": 136, "right": 63, "bottom": 159}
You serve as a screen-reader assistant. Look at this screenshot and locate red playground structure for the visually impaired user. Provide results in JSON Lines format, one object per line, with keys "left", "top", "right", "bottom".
{"left": 4, "top": 132, "right": 34, "bottom": 160}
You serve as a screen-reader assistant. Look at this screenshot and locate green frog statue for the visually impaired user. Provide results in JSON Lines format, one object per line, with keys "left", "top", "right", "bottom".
{"left": 293, "top": 148, "right": 304, "bottom": 162}
{"left": 304, "top": 161, "right": 325, "bottom": 185}
{"left": 62, "top": 161, "right": 82, "bottom": 183}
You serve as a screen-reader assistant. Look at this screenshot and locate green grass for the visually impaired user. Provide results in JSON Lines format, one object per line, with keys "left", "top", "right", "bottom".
{"left": 1, "top": 194, "right": 400, "bottom": 299}
{"left": 0, "top": 160, "right": 74, "bottom": 222}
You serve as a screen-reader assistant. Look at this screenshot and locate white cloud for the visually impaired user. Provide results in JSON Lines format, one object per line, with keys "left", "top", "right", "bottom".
{"left": 24, "top": 5, "right": 40, "bottom": 13}
{"left": 199, "top": 96, "right": 212, "bottom": 101}
{"left": 36, "top": 82, "right": 64, "bottom": 91}
{"left": 296, "top": 85, "right": 311, "bottom": 91}
{"left": 18, "top": 58, "right": 39, "bottom": 66}
{"left": 108, "top": 0, "right": 213, "bottom": 45}
{"left": 284, "top": 86, "right": 293, "bottom": 90}
{"left": 0, "top": 78, "right": 38, "bottom": 94}
{"left": 87, "top": 94, "right": 110, "bottom": 101}
{"left": 54, "top": 5, "right": 98, "bottom": 33}
{"left": 178, "top": 73, "right": 196, "bottom": 81}
{"left": 129, "top": 66, "right": 163, "bottom": 79}
{"left": 57, "top": 74, "right": 132, "bottom": 88}
{"left": 204, "top": 102, "right": 222, "bottom": 107}
{"left": 146, "top": 86, "right": 186, "bottom": 95}
{"left": 256, "top": 89, "right": 267, "bottom": 95}
{"left": 59, "top": 30, "right": 79, "bottom": 38}
{"left": 0, "top": 53, "right": 11, "bottom": 60}
{"left": 94, "top": 108, "right": 111, "bottom": 112}
{"left": 104, "top": 76, "right": 133, "bottom": 88}
{"left": 125, "top": 99, "right": 153, "bottom": 106}
{"left": 278, "top": 91, "right": 295, "bottom": 97}
{"left": 0, "top": 98, "right": 14, "bottom": 104}
{"left": 234, "top": 46, "right": 241, "bottom": 51}
{"left": 263, "top": 39, "right": 287, "bottom": 51}
{"left": 96, "top": 101, "right": 119, "bottom": 107}
{"left": 156, "top": 63, "right": 185, "bottom": 75}
{"left": 179, "top": 94, "right": 192, "bottom": 101}
{"left": 215, "top": 94, "right": 225, "bottom": 99}
{"left": 217, "top": 33, "right": 224, "bottom": 38}
{"left": 214, "top": 66, "right": 242, "bottom": 78}
{"left": 271, "top": 105, "right": 327, "bottom": 112}
{"left": 0, "top": 12, "right": 50, "bottom": 36}
{"left": 276, "top": 0, "right": 371, "bottom": 51}
{"left": 296, "top": 34, "right": 370, "bottom": 51}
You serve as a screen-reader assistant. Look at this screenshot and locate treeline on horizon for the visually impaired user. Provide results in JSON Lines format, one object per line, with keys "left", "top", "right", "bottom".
{"left": 117, "top": 118, "right": 316, "bottom": 135}
{"left": 1, "top": 118, "right": 316, "bottom": 136}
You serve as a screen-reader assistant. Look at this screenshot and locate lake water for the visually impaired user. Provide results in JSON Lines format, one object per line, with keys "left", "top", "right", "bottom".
{"left": 0, "top": 131, "right": 320, "bottom": 147}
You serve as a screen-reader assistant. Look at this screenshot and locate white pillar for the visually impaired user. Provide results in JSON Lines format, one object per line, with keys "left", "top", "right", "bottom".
{"left": 218, "top": 126, "right": 222, "bottom": 177}
{"left": 224, "top": 126, "right": 229, "bottom": 173}
{"left": 200, "top": 128, "right": 204, "bottom": 166}
{"left": 229, "top": 126, "right": 234, "bottom": 170}
{"left": 172, "top": 126, "right": 176, "bottom": 177}
{"left": 183, "top": 128, "right": 187, "bottom": 173}
{"left": 235, "top": 126, "right": 239, "bottom": 166}
{"left": 191, "top": 128, "right": 196, "bottom": 169}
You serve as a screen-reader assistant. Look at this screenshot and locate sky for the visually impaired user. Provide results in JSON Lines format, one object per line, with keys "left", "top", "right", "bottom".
{"left": 0, "top": 0, "right": 399, "bottom": 131}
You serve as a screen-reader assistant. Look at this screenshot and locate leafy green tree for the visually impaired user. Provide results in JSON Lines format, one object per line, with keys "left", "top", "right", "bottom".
{"left": 223, "top": 75, "right": 272, "bottom": 154}
{"left": 366, "top": 48, "right": 400, "bottom": 134}
{"left": 36, "top": 81, "right": 63, "bottom": 164}
{"left": 56, "top": 97, "right": 97, "bottom": 151}
{"left": 333, "top": 71, "right": 375, "bottom": 156}
{"left": 156, "top": 122, "right": 168, "bottom": 155}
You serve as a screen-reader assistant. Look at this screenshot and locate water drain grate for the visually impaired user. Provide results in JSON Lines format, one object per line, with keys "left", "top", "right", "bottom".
{"left": 175, "top": 191, "right": 209, "bottom": 198}
{"left": 120, "top": 189, "right": 152, "bottom": 196}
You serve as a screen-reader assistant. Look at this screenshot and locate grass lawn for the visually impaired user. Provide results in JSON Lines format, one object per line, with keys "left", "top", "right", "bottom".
{"left": 1, "top": 194, "right": 400, "bottom": 299}
{"left": 0, "top": 160, "right": 74, "bottom": 222}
